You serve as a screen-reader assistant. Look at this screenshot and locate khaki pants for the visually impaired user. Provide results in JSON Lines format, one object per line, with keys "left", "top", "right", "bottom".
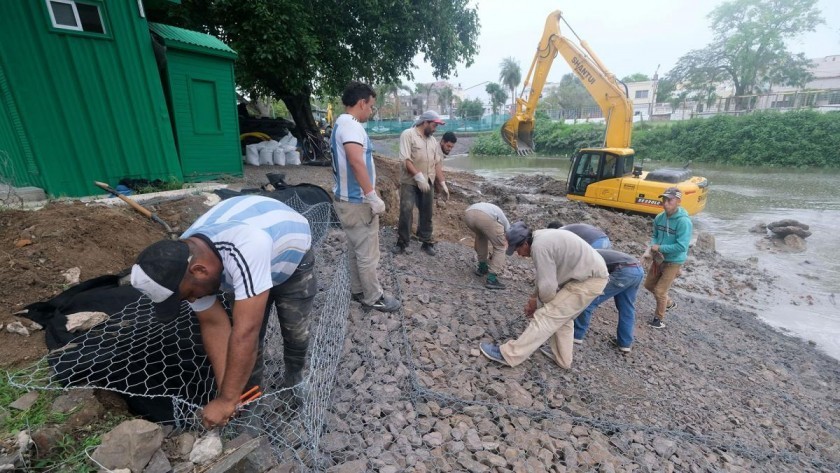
{"left": 333, "top": 201, "right": 383, "bottom": 305}
{"left": 644, "top": 262, "right": 681, "bottom": 318}
{"left": 464, "top": 209, "right": 507, "bottom": 275}
{"left": 500, "top": 277, "right": 608, "bottom": 369}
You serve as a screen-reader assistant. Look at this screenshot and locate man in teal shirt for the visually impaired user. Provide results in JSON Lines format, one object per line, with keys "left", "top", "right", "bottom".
{"left": 645, "top": 187, "right": 692, "bottom": 329}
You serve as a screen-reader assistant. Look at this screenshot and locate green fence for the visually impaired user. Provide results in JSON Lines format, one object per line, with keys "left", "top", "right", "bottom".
{"left": 364, "top": 114, "right": 511, "bottom": 135}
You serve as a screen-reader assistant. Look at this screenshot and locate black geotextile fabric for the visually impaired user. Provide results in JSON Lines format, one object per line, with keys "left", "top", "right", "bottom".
{"left": 22, "top": 274, "right": 214, "bottom": 422}
{"left": 18, "top": 182, "right": 330, "bottom": 422}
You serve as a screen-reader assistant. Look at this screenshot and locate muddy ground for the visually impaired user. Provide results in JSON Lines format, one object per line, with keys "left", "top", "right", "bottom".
{"left": 1, "top": 152, "right": 838, "bottom": 471}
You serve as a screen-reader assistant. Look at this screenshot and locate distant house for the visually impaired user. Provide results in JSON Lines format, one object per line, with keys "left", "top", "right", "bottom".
{"left": 0, "top": 0, "right": 241, "bottom": 198}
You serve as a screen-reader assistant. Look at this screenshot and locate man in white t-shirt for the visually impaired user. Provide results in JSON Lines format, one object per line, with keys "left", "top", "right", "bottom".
{"left": 330, "top": 81, "right": 401, "bottom": 313}
{"left": 131, "top": 195, "right": 315, "bottom": 429}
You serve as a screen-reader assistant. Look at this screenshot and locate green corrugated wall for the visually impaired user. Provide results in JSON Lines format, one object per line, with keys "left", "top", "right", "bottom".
{"left": 0, "top": 0, "right": 182, "bottom": 197}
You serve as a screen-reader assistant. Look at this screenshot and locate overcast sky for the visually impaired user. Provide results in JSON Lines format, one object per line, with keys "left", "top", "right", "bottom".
{"left": 407, "top": 0, "right": 840, "bottom": 101}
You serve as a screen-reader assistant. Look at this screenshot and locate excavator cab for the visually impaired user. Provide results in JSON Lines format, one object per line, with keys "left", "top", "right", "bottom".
{"left": 567, "top": 149, "right": 634, "bottom": 196}
{"left": 501, "top": 115, "right": 535, "bottom": 155}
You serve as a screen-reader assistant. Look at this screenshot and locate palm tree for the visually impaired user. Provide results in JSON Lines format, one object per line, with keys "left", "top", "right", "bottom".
{"left": 436, "top": 86, "right": 453, "bottom": 115}
{"left": 499, "top": 57, "right": 521, "bottom": 115}
{"left": 485, "top": 82, "right": 508, "bottom": 125}
{"left": 414, "top": 83, "right": 435, "bottom": 113}
{"left": 374, "top": 80, "right": 412, "bottom": 120}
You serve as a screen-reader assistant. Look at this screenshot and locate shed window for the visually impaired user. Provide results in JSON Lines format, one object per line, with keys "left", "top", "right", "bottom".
{"left": 47, "top": 0, "right": 106, "bottom": 34}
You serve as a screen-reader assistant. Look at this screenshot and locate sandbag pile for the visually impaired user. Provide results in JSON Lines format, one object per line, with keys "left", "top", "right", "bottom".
{"left": 244, "top": 133, "right": 300, "bottom": 166}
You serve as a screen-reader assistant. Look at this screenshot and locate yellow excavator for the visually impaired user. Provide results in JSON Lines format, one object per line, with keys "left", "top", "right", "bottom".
{"left": 501, "top": 10, "right": 708, "bottom": 216}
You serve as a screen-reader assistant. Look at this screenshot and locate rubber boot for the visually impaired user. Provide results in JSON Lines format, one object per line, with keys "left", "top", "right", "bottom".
{"left": 475, "top": 261, "right": 489, "bottom": 276}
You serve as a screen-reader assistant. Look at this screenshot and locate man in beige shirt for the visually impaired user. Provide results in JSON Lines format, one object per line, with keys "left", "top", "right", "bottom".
{"left": 392, "top": 111, "right": 449, "bottom": 256}
{"left": 479, "top": 222, "right": 609, "bottom": 369}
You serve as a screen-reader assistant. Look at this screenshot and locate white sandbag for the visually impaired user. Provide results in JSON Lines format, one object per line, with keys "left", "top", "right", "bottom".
{"left": 245, "top": 144, "right": 261, "bottom": 166}
{"left": 278, "top": 133, "right": 294, "bottom": 146}
{"left": 259, "top": 140, "right": 279, "bottom": 165}
{"left": 272, "top": 147, "right": 286, "bottom": 166}
{"left": 287, "top": 137, "right": 298, "bottom": 148}
{"left": 286, "top": 150, "right": 301, "bottom": 165}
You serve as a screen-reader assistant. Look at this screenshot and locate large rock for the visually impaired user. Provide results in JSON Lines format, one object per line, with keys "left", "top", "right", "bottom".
{"left": 190, "top": 431, "right": 223, "bottom": 465}
{"left": 769, "top": 226, "right": 811, "bottom": 238}
{"left": 326, "top": 459, "right": 368, "bottom": 473}
{"left": 65, "top": 311, "right": 109, "bottom": 332}
{"left": 783, "top": 234, "right": 807, "bottom": 251}
{"left": 92, "top": 419, "right": 163, "bottom": 472}
{"left": 142, "top": 449, "right": 171, "bottom": 473}
{"left": 9, "top": 391, "right": 39, "bottom": 411}
{"left": 204, "top": 437, "right": 278, "bottom": 473}
{"left": 767, "top": 219, "right": 811, "bottom": 238}
{"left": 695, "top": 232, "right": 715, "bottom": 253}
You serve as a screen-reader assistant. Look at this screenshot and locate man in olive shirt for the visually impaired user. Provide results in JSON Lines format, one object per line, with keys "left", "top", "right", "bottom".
{"left": 393, "top": 111, "right": 449, "bottom": 256}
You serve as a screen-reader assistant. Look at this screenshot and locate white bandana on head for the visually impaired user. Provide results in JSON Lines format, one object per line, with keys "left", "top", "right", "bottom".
{"left": 130, "top": 264, "right": 175, "bottom": 303}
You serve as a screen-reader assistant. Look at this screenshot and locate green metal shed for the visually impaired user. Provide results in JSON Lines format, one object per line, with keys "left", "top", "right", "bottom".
{"left": 149, "top": 23, "right": 242, "bottom": 181}
{"left": 0, "top": 0, "right": 183, "bottom": 197}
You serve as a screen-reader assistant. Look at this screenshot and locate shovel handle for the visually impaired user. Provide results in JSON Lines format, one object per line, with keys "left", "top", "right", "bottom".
{"left": 94, "top": 181, "right": 153, "bottom": 218}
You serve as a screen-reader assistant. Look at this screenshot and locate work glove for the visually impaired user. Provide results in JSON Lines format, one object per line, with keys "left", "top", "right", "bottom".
{"left": 363, "top": 190, "right": 386, "bottom": 215}
{"left": 413, "top": 172, "right": 431, "bottom": 193}
{"left": 437, "top": 181, "right": 450, "bottom": 201}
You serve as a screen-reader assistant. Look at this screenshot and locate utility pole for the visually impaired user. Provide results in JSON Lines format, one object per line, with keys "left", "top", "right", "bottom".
{"left": 650, "top": 64, "right": 660, "bottom": 120}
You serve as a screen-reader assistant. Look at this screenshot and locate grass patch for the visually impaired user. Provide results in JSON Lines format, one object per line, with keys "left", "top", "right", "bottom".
{"left": 134, "top": 179, "right": 183, "bottom": 195}
{"left": 2, "top": 368, "right": 131, "bottom": 472}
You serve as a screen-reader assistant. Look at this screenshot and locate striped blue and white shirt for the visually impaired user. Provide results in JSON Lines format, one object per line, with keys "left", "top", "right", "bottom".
{"left": 181, "top": 195, "right": 312, "bottom": 312}
{"left": 331, "top": 113, "right": 375, "bottom": 203}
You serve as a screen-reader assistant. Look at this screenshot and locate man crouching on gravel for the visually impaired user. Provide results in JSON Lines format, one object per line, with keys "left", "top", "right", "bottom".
{"left": 130, "top": 195, "right": 316, "bottom": 429}
{"left": 479, "top": 222, "right": 608, "bottom": 369}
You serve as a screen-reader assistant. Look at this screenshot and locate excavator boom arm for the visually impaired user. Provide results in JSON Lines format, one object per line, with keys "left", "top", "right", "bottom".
{"left": 502, "top": 10, "right": 634, "bottom": 153}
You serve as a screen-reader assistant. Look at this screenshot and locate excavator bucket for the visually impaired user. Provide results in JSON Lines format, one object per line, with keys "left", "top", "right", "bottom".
{"left": 501, "top": 116, "right": 535, "bottom": 156}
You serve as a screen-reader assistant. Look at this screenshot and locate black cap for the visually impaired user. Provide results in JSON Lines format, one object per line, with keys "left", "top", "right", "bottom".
{"left": 506, "top": 221, "right": 531, "bottom": 255}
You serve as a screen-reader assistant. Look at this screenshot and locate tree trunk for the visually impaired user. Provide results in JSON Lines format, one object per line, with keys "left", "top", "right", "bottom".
{"left": 281, "top": 92, "right": 326, "bottom": 160}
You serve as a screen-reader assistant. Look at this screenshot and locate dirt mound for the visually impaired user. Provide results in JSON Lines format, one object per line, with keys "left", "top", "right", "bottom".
{"left": 0, "top": 196, "right": 211, "bottom": 367}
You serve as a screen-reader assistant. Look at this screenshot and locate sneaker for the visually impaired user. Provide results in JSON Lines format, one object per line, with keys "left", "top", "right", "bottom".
{"left": 351, "top": 292, "right": 363, "bottom": 302}
{"left": 391, "top": 244, "right": 407, "bottom": 255}
{"left": 611, "top": 339, "right": 632, "bottom": 353}
{"left": 485, "top": 276, "right": 506, "bottom": 290}
{"left": 474, "top": 261, "right": 489, "bottom": 276}
{"left": 363, "top": 294, "right": 401, "bottom": 313}
{"left": 573, "top": 338, "right": 583, "bottom": 345}
{"left": 479, "top": 342, "right": 510, "bottom": 366}
{"left": 666, "top": 299, "right": 677, "bottom": 311}
{"left": 648, "top": 317, "right": 665, "bottom": 329}
{"left": 421, "top": 242, "right": 436, "bottom": 256}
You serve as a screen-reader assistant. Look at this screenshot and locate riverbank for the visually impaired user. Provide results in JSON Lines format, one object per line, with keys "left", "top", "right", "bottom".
{"left": 0, "top": 158, "right": 838, "bottom": 471}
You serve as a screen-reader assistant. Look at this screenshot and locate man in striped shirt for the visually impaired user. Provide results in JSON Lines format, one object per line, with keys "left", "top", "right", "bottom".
{"left": 330, "top": 81, "right": 401, "bottom": 313}
{"left": 131, "top": 195, "right": 316, "bottom": 429}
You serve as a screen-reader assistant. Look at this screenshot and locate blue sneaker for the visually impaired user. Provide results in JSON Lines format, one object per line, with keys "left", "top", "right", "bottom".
{"left": 479, "top": 342, "right": 510, "bottom": 366}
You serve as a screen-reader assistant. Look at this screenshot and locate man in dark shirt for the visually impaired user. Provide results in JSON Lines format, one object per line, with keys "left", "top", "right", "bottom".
{"left": 547, "top": 221, "right": 611, "bottom": 249}
{"left": 573, "top": 249, "right": 644, "bottom": 352}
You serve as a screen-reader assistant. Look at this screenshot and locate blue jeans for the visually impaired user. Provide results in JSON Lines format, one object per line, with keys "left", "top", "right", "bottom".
{"left": 591, "top": 236, "right": 612, "bottom": 249}
{"left": 574, "top": 265, "right": 644, "bottom": 347}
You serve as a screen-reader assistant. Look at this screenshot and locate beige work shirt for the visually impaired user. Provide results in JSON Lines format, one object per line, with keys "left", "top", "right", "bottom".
{"left": 531, "top": 229, "right": 609, "bottom": 304}
{"left": 399, "top": 126, "right": 441, "bottom": 186}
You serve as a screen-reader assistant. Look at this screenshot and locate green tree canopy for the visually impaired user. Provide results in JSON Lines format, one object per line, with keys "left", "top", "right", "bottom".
{"left": 667, "top": 0, "right": 823, "bottom": 109}
{"left": 621, "top": 73, "right": 651, "bottom": 82}
{"left": 459, "top": 98, "right": 484, "bottom": 120}
{"left": 548, "top": 73, "right": 597, "bottom": 118}
{"left": 499, "top": 57, "right": 521, "bottom": 114}
{"left": 150, "top": 0, "right": 479, "bottom": 140}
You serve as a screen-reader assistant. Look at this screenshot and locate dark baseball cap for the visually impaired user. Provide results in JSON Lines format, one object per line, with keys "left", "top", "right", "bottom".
{"left": 659, "top": 187, "right": 682, "bottom": 200}
{"left": 505, "top": 221, "right": 531, "bottom": 255}
{"left": 131, "top": 239, "right": 190, "bottom": 321}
